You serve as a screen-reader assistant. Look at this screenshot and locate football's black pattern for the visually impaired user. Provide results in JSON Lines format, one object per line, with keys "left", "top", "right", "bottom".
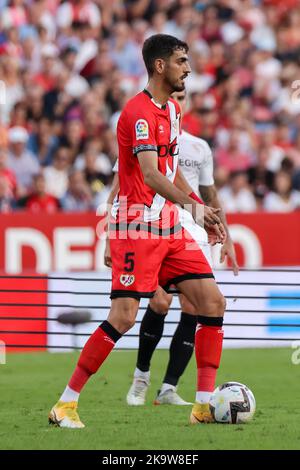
{"left": 229, "top": 388, "right": 251, "bottom": 424}
{"left": 219, "top": 382, "right": 244, "bottom": 391}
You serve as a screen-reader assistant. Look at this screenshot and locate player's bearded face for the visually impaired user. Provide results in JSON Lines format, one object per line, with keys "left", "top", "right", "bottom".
{"left": 164, "top": 50, "right": 191, "bottom": 92}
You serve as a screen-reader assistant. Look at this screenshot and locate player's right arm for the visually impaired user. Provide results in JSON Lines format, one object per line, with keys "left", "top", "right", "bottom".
{"left": 138, "top": 151, "right": 225, "bottom": 238}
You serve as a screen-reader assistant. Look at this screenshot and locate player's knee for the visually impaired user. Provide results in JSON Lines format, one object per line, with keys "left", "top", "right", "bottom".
{"left": 179, "top": 294, "right": 196, "bottom": 315}
{"left": 150, "top": 296, "right": 171, "bottom": 315}
{"left": 150, "top": 289, "right": 172, "bottom": 315}
{"left": 110, "top": 314, "right": 135, "bottom": 334}
{"left": 107, "top": 301, "right": 137, "bottom": 334}
{"left": 197, "top": 293, "right": 225, "bottom": 317}
{"left": 120, "top": 315, "right": 136, "bottom": 332}
{"left": 117, "top": 305, "right": 136, "bottom": 332}
{"left": 211, "top": 293, "right": 226, "bottom": 317}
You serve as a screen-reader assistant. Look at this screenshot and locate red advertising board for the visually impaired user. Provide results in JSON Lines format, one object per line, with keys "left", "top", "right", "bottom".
{"left": 0, "top": 277, "right": 47, "bottom": 351}
{"left": 0, "top": 212, "right": 300, "bottom": 271}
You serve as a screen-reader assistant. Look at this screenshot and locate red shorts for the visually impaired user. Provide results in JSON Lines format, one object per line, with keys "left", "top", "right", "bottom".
{"left": 110, "top": 221, "right": 213, "bottom": 300}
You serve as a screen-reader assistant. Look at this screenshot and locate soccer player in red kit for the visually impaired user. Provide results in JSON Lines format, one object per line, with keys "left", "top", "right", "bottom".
{"left": 49, "top": 34, "right": 226, "bottom": 428}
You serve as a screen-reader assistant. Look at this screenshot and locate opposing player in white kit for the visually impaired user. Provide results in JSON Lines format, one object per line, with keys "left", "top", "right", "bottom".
{"left": 105, "top": 90, "right": 238, "bottom": 406}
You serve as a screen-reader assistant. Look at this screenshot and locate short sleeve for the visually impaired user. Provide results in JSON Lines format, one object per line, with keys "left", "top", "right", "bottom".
{"left": 198, "top": 142, "right": 214, "bottom": 186}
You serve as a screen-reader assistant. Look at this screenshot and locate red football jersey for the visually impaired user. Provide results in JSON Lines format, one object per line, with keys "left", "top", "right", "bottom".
{"left": 113, "top": 90, "right": 181, "bottom": 229}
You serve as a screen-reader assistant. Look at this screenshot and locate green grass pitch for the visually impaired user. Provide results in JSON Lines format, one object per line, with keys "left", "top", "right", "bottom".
{"left": 0, "top": 348, "right": 300, "bottom": 450}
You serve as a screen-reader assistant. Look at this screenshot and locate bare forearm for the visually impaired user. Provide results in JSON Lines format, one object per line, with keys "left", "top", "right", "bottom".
{"left": 145, "top": 169, "right": 195, "bottom": 208}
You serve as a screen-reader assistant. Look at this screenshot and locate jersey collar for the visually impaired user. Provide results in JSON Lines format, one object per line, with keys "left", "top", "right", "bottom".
{"left": 143, "top": 89, "right": 167, "bottom": 110}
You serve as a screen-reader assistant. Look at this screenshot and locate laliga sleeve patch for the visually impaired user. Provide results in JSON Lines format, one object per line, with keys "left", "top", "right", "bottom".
{"left": 135, "top": 119, "right": 149, "bottom": 140}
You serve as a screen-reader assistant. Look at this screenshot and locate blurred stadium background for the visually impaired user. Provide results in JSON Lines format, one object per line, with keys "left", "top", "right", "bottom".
{"left": 1, "top": 0, "right": 300, "bottom": 450}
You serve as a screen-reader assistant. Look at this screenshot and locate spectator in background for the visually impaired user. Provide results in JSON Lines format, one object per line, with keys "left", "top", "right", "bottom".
{"left": 0, "top": 53, "right": 24, "bottom": 124}
{"left": 61, "top": 169, "right": 93, "bottom": 211}
{"left": 44, "top": 146, "right": 72, "bottom": 198}
{"left": 59, "top": 117, "right": 85, "bottom": 163}
{"left": 17, "top": 172, "right": 60, "bottom": 213}
{"left": 109, "top": 21, "right": 144, "bottom": 78}
{"left": 182, "top": 91, "right": 206, "bottom": 137}
{"left": 264, "top": 170, "right": 300, "bottom": 212}
{"left": 215, "top": 131, "right": 254, "bottom": 173}
{"left": 0, "top": 147, "right": 17, "bottom": 196}
{"left": 10, "top": 101, "right": 28, "bottom": 129}
{"left": 25, "top": 85, "right": 45, "bottom": 126}
{"left": 1, "top": 0, "right": 27, "bottom": 30}
{"left": 219, "top": 171, "right": 257, "bottom": 213}
{"left": 0, "top": 175, "right": 14, "bottom": 212}
{"left": 27, "top": 117, "right": 59, "bottom": 166}
{"left": 32, "top": 43, "right": 59, "bottom": 92}
{"left": 76, "top": 141, "right": 113, "bottom": 209}
{"left": 56, "top": 0, "right": 102, "bottom": 31}
{"left": 75, "top": 139, "right": 112, "bottom": 181}
{"left": 7, "top": 126, "right": 40, "bottom": 195}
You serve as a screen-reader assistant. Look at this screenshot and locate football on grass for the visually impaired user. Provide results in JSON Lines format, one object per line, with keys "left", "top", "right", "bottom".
{"left": 209, "top": 382, "right": 256, "bottom": 424}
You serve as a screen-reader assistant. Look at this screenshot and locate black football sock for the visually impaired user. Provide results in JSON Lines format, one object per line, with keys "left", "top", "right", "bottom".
{"left": 136, "top": 305, "right": 167, "bottom": 372}
{"left": 162, "top": 312, "right": 197, "bottom": 387}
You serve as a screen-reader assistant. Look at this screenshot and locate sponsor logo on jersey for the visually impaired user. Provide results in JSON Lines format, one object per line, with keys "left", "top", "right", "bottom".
{"left": 157, "top": 143, "right": 179, "bottom": 157}
{"left": 135, "top": 119, "right": 149, "bottom": 140}
{"left": 159, "top": 124, "right": 164, "bottom": 134}
{"left": 120, "top": 274, "right": 135, "bottom": 287}
{"left": 179, "top": 157, "right": 202, "bottom": 169}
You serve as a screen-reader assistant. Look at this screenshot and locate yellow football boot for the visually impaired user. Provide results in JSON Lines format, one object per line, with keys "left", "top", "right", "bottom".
{"left": 189, "top": 402, "right": 215, "bottom": 424}
{"left": 48, "top": 401, "right": 85, "bottom": 429}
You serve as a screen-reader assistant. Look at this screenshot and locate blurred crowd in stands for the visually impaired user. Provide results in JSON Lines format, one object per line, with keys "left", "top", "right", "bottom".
{"left": 1, "top": 0, "right": 300, "bottom": 213}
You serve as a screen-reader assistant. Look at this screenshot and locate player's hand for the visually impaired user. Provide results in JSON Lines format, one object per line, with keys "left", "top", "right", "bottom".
{"left": 192, "top": 203, "right": 221, "bottom": 227}
{"left": 206, "top": 222, "right": 227, "bottom": 245}
{"left": 220, "top": 238, "right": 239, "bottom": 275}
{"left": 104, "top": 240, "right": 112, "bottom": 268}
{"left": 204, "top": 206, "right": 222, "bottom": 227}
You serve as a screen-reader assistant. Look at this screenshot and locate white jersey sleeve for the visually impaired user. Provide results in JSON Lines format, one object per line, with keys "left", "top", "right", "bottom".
{"left": 198, "top": 141, "right": 214, "bottom": 187}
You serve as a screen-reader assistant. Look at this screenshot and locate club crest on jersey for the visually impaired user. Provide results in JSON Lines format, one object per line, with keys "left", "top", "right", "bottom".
{"left": 120, "top": 274, "right": 135, "bottom": 287}
{"left": 135, "top": 119, "right": 149, "bottom": 140}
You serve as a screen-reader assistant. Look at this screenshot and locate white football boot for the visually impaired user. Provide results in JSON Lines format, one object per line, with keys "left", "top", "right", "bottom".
{"left": 154, "top": 388, "right": 192, "bottom": 405}
{"left": 126, "top": 377, "right": 150, "bottom": 406}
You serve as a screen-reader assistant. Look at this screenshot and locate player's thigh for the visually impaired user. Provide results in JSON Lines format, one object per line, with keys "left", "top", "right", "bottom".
{"left": 178, "top": 293, "right": 196, "bottom": 315}
{"left": 159, "top": 228, "right": 213, "bottom": 294}
{"left": 108, "top": 297, "right": 140, "bottom": 334}
{"left": 110, "top": 235, "right": 167, "bottom": 298}
{"left": 150, "top": 286, "right": 173, "bottom": 314}
{"left": 176, "top": 277, "right": 226, "bottom": 317}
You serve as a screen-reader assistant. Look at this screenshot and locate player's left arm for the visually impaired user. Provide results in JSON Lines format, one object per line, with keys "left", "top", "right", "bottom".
{"left": 199, "top": 184, "right": 239, "bottom": 275}
{"left": 174, "top": 166, "right": 226, "bottom": 244}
